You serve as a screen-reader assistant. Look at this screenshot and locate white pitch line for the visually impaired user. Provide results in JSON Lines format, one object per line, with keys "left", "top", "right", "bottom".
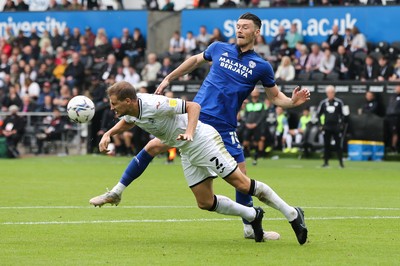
{"left": 0, "top": 206, "right": 399, "bottom": 211}
{"left": 1, "top": 216, "right": 400, "bottom": 226}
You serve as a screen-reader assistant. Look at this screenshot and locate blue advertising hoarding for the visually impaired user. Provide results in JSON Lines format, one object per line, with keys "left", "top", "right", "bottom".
{"left": 0, "top": 10, "right": 147, "bottom": 39}
{"left": 181, "top": 7, "right": 400, "bottom": 44}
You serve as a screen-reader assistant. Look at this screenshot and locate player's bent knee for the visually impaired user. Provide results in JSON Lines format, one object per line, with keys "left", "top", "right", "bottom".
{"left": 145, "top": 138, "right": 169, "bottom": 156}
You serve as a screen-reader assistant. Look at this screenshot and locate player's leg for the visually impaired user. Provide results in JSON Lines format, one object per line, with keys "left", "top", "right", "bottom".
{"left": 89, "top": 138, "right": 170, "bottom": 207}
{"left": 223, "top": 168, "right": 308, "bottom": 245}
{"left": 333, "top": 129, "right": 344, "bottom": 168}
{"left": 191, "top": 180, "right": 265, "bottom": 243}
{"left": 322, "top": 129, "right": 332, "bottom": 167}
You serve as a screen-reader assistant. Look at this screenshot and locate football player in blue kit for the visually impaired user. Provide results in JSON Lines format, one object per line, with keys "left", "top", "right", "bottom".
{"left": 90, "top": 12, "right": 310, "bottom": 245}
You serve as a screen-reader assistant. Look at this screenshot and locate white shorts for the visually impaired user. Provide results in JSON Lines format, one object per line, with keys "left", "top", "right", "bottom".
{"left": 180, "top": 124, "right": 238, "bottom": 187}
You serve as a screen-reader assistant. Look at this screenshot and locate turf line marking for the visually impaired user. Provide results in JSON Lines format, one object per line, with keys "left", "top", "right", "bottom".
{"left": 1, "top": 206, "right": 399, "bottom": 211}
{"left": 2, "top": 216, "right": 400, "bottom": 225}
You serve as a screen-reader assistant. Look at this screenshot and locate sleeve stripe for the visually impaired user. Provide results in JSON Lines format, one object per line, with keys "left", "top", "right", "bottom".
{"left": 182, "top": 100, "right": 186, "bottom": 114}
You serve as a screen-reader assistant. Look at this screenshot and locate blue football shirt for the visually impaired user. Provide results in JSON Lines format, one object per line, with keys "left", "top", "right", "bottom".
{"left": 194, "top": 41, "right": 276, "bottom": 132}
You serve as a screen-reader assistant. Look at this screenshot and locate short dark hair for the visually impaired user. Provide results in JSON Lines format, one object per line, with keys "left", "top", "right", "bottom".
{"left": 239, "top": 13, "right": 262, "bottom": 29}
{"left": 107, "top": 81, "right": 137, "bottom": 101}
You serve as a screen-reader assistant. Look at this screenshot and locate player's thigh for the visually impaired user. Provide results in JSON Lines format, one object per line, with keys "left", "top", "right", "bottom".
{"left": 144, "top": 137, "right": 170, "bottom": 156}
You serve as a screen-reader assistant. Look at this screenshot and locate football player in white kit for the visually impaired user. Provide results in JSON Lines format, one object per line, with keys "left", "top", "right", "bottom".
{"left": 98, "top": 81, "right": 306, "bottom": 243}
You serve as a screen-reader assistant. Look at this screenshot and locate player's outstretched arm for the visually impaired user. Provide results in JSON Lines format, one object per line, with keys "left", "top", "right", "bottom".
{"left": 176, "top": 101, "right": 201, "bottom": 141}
{"left": 99, "top": 119, "right": 135, "bottom": 153}
{"left": 265, "top": 85, "right": 311, "bottom": 109}
{"left": 155, "top": 53, "right": 206, "bottom": 95}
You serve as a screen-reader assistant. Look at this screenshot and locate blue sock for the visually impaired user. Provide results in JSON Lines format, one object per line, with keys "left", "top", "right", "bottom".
{"left": 120, "top": 149, "right": 154, "bottom": 187}
{"left": 236, "top": 190, "right": 254, "bottom": 225}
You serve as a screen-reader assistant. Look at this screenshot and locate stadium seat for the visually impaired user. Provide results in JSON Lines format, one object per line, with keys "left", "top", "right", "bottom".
{"left": 292, "top": 121, "right": 324, "bottom": 159}
{"left": 369, "top": 51, "right": 383, "bottom": 61}
{"left": 310, "top": 72, "right": 325, "bottom": 81}
{"left": 376, "top": 41, "right": 390, "bottom": 54}
{"left": 296, "top": 72, "right": 310, "bottom": 81}
{"left": 391, "top": 41, "right": 400, "bottom": 52}
{"left": 325, "top": 72, "right": 339, "bottom": 81}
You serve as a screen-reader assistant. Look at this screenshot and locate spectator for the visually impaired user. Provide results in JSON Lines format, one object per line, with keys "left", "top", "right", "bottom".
{"left": 377, "top": 56, "right": 394, "bottom": 81}
{"left": 85, "top": 0, "right": 99, "bottom": 10}
{"left": 36, "top": 82, "right": 55, "bottom": 109}
{"left": 275, "top": 56, "right": 295, "bottom": 82}
{"left": 38, "top": 31, "right": 53, "bottom": 56}
{"left": 94, "top": 28, "right": 108, "bottom": 47}
{"left": 70, "top": 28, "right": 81, "bottom": 51}
{"left": 254, "top": 35, "right": 272, "bottom": 60}
{"left": 274, "top": 106, "right": 290, "bottom": 151}
{"left": 334, "top": 45, "right": 352, "bottom": 80}
{"left": 161, "top": 0, "right": 175, "bottom": 10}
{"left": 277, "top": 40, "right": 294, "bottom": 61}
{"left": 145, "top": 0, "right": 159, "bottom": 10}
{"left": 124, "top": 66, "right": 141, "bottom": 85}
{"left": 288, "top": 107, "right": 312, "bottom": 150}
{"left": 111, "top": 37, "right": 125, "bottom": 62}
{"left": 9, "top": 63, "right": 20, "bottom": 85}
{"left": 3, "top": 0, "right": 16, "bottom": 11}
{"left": 305, "top": 44, "right": 323, "bottom": 73}
{"left": 385, "top": 85, "right": 400, "bottom": 153}
{"left": 35, "top": 63, "right": 52, "bottom": 87}
{"left": 325, "top": 24, "right": 344, "bottom": 53}
{"left": 196, "top": 25, "right": 212, "bottom": 52}
{"left": 15, "top": 0, "right": 29, "bottom": 11}
{"left": 35, "top": 107, "right": 68, "bottom": 155}
{"left": 1, "top": 85, "right": 22, "bottom": 111}
{"left": 79, "top": 45, "right": 94, "bottom": 77}
{"left": 21, "top": 45, "right": 33, "bottom": 64}
{"left": 60, "top": 0, "right": 71, "bottom": 9}
{"left": 184, "top": 31, "right": 197, "bottom": 55}
{"left": 36, "top": 94, "right": 54, "bottom": 112}
{"left": 285, "top": 23, "right": 303, "bottom": 49}
{"left": 20, "top": 77, "right": 40, "bottom": 101}
{"left": 350, "top": 26, "right": 367, "bottom": 54}
{"left": 360, "top": 91, "right": 384, "bottom": 117}
{"left": 99, "top": 54, "right": 118, "bottom": 82}
{"left": 47, "top": 0, "right": 60, "bottom": 10}
{"left": 15, "top": 30, "right": 29, "bottom": 49}
{"left": 61, "top": 27, "right": 74, "bottom": 52}
{"left": 140, "top": 53, "right": 161, "bottom": 83}
{"left": 125, "top": 28, "right": 146, "bottom": 65}
{"left": 120, "top": 28, "right": 133, "bottom": 52}
{"left": 272, "top": 0, "right": 288, "bottom": 6}
{"left": 53, "top": 84, "right": 71, "bottom": 111}
{"left": 157, "top": 56, "right": 173, "bottom": 81}
{"left": 389, "top": 58, "right": 400, "bottom": 81}
{"left": 20, "top": 94, "right": 37, "bottom": 113}
{"left": 51, "top": 28, "right": 63, "bottom": 50}
{"left": 52, "top": 56, "right": 68, "bottom": 82}
{"left": 270, "top": 25, "right": 286, "bottom": 54}
{"left": 360, "top": 55, "right": 379, "bottom": 81}
{"left": 94, "top": 35, "right": 112, "bottom": 62}
{"left": 293, "top": 44, "right": 309, "bottom": 75}
{"left": 343, "top": 28, "right": 353, "bottom": 51}
{"left": 63, "top": 52, "right": 85, "bottom": 91}
{"left": 318, "top": 48, "right": 336, "bottom": 77}
{"left": 68, "top": 0, "right": 82, "bottom": 10}
{"left": 169, "top": 31, "right": 185, "bottom": 56}
{"left": 220, "top": 0, "right": 237, "bottom": 7}
{"left": 0, "top": 37, "right": 12, "bottom": 58}
{"left": 0, "top": 54, "right": 10, "bottom": 76}
{"left": 0, "top": 105, "right": 25, "bottom": 158}
{"left": 208, "top": 28, "right": 225, "bottom": 44}
{"left": 84, "top": 27, "right": 96, "bottom": 49}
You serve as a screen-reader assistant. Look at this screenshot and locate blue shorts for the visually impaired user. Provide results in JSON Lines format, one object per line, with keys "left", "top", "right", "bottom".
{"left": 200, "top": 113, "right": 245, "bottom": 164}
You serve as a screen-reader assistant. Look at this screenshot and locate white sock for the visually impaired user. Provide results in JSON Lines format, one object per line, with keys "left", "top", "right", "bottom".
{"left": 286, "top": 134, "right": 293, "bottom": 149}
{"left": 214, "top": 195, "right": 256, "bottom": 223}
{"left": 111, "top": 182, "right": 126, "bottom": 196}
{"left": 253, "top": 180, "right": 297, "bottom": 221}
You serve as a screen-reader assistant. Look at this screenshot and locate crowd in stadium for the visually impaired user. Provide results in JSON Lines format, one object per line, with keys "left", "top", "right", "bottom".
{"left": 0, "top": 1, "right": 400, "bottom": 158}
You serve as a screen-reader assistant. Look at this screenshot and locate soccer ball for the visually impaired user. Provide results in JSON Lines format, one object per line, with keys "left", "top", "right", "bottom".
{"left": 67, "top": 95, "right": 95, "bottom": 123}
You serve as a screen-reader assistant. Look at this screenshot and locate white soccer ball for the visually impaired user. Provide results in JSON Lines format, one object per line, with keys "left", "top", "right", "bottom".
{"left": 67, "top": 95, "right": 95, "bottom": 123}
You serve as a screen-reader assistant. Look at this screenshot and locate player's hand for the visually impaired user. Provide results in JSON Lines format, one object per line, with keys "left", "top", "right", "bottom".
{"left": 176, "top": 133, "right": 193, "bottom": 141}
{"left": 155, "top": 79, "right": 170, "bottom": 95}
{"left": 99, "top": 134, "right": 111, "bottom": 153}
{"left": 291, "top": 86, "right": 311, "bottom": 106}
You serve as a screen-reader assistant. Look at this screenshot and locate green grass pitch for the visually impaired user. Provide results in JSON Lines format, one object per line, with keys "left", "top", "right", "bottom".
{"left": 1, "top": 155, "right": 399, "bottom": 265}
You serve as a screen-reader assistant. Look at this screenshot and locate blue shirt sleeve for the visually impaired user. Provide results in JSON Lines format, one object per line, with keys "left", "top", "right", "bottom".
{"left": 260, "top": 60, "right": 276, "bottom": 88}
{"left": 203, "top": 42, "right": 219, "bottom": 62}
